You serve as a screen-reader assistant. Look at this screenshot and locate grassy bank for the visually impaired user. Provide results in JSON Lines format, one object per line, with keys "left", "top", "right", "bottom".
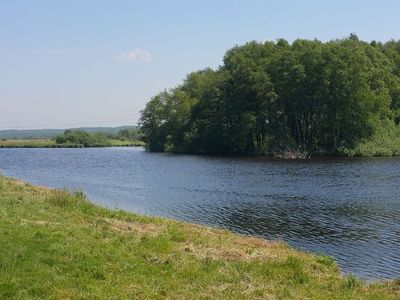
{"left": 0, "top": 176, "right": 398, "bottom": 299}
{"left": 0, "top": 139, "right": 144, "bottom": 148}
{"left": 0, "top": 139, "right": 56, "bottom": 148}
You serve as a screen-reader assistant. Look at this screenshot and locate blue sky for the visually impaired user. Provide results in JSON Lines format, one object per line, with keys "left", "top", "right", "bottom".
{"left": 1, "top": 0, "right": 400, "bottom": 129}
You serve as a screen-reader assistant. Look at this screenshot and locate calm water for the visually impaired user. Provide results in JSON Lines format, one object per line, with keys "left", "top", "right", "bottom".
{"left": 0, "top": 147, "right": 399, "bottom": 280}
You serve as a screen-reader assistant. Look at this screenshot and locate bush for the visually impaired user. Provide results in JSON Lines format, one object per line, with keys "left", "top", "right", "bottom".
{"left": 343, "top": 120, "right": 400, "bottom": 156}
{"left": 55, "top": 130, "right": 111, "bottom": 147}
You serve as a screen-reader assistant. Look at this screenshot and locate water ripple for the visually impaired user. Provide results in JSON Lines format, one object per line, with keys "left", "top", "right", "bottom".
{"left": 0, "top": 148, "right": 399, "bottom": 280}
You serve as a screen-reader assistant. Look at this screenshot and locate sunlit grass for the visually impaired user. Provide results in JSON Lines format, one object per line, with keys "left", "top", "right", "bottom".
{"left": 0, "top": 175, "right": 398, "bottom": 299}
{"left": 0, "top": 139, "right": 56, "bottom": 148}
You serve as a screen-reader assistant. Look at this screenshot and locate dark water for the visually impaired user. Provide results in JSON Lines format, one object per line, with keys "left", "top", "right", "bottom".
{"left": 0, "top": 147, "right": 399, "bottom": 280}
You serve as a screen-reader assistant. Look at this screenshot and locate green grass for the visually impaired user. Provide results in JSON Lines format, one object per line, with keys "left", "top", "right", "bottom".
{"left": 0, "top": 139, "right": 57, "bottom": 148}
{"left": 343, "top": 121, "right": 400, "bottom": 157}
{"left": 0, "top": 176, "right": 398, "bottom": 299}
{"left": 0, "top": 139, "right": 144, "bottom": 148}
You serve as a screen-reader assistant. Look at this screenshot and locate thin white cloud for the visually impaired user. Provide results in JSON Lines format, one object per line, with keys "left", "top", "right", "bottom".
{"left": 117, "top": 48, "right": 152, "bottom": 62}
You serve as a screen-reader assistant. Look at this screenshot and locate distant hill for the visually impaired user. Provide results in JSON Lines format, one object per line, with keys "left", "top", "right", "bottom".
{"left": 0, "top": 126, "right": 137, "bottom": 139}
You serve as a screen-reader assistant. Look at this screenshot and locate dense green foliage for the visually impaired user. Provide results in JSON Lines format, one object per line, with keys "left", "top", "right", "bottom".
{"left": 54, "top": 129, "right": 144, "bottom": 147}
{"left": 1, "top": 176, "right": 398, "bottom": 299}
{"left": 140, "top": 36, "right": 400, "bottom": 156}
{"left": 113, "top": 128, "right": 143, "bottom": 141}
{"left": 0, "top": 129, "right": 144, "bottom": 148}
{"left": 55, "top": 130, "right": 112, "bottom": 147}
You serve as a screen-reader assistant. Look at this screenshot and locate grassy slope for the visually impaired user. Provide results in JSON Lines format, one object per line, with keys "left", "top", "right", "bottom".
{"left": 0, "top": 139, "right": 144, "bottom": 148}
{"left": 0, "top": 176, "right": 398, "bottom": 299}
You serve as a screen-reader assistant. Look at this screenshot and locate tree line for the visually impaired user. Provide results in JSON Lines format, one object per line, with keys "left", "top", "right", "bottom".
{"left": 139, "top": 35, "right": 400, "bottom": 157}
{"left": 55, "top": 128, "right": 142, "bottom": 147}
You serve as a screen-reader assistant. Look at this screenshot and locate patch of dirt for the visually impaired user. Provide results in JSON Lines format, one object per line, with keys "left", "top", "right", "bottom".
{"left": 4, "top": 177, "right": 51, "bottom": 194}
{"left": 389, "top": 279, "right": 400, "bottom": 295}
{"left": 235, "top": 236, "right": 277, "bottom": 248}
{"left": 102, "top": 217, "right": 161, "bottom": 236}
{"left": 20, "top": 219, "right": 62, "bottom": 226}
{"left": 181, "top": 239, "right": 283, "bottom": 262}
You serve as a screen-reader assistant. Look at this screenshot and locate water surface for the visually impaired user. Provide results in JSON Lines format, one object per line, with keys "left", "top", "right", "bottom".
{"left": 0, "top": 147, "right": 399, "bottom": 280}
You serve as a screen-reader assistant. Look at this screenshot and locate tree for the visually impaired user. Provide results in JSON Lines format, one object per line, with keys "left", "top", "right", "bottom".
{"left": 139, "top": 36, "right": 400, "bottom": 157}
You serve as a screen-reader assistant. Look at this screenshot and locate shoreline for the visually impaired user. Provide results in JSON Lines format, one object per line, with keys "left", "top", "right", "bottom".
{"left": 2, "top": 144, "right": 400, "bottom": 159}
{"left": 0, "top": 175, "right": 398, "bottom": 298}
{"left": 0, "top": 138, "right": 145, "bottom": 148}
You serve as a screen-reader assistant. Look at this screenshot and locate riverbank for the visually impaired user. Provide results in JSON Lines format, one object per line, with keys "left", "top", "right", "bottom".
{"left": 0, "top": 176, "right": 398, "bottom": 299}
{"left": 0, "top": 139, "right": 145, "bottom": 148}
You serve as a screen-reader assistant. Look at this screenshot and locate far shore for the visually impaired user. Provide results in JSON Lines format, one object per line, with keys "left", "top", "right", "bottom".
{"left": 0, "top": 138, "right": 145, "bottom": 148}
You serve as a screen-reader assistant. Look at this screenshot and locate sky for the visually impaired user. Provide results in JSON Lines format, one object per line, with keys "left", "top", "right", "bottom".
{"left": 1, "top": 0, "right": 400, "bottom": 129}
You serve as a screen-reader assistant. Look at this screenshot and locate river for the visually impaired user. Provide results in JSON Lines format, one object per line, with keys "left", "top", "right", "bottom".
{"left": 0, "top": 147, "right": 399, "bottom": 280}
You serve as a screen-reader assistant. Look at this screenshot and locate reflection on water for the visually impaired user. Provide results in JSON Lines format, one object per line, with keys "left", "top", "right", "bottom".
{"left": 0, "top": 147, "right": 399, "bottom": 280}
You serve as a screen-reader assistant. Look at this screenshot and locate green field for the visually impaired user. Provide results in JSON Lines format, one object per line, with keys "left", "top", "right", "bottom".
{"left": 0, "top": 176, "right": 398, "bottom": 299}
{"left": 0, "top": 139, "right": 56, "bottom": 148}
{"left": 0, "top": 139, "right": 144, "bottom": 148}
